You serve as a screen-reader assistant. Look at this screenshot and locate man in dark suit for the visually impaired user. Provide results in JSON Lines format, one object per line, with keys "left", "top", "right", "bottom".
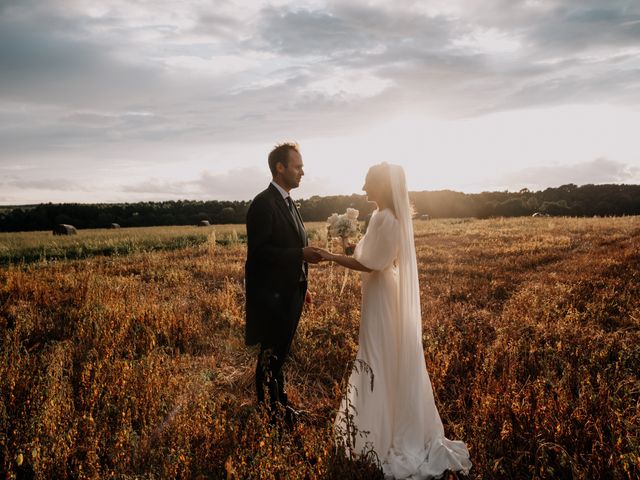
{"left": 245, "top": 142, "right": 322, "bottom": 427}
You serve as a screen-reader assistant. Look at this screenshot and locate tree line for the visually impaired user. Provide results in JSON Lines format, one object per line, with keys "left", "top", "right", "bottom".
{"left": 0, "top": 184, "right": 638, "bottom": 232}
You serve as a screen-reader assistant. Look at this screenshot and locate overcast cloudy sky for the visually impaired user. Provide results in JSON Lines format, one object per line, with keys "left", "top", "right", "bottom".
{"left": 1, "top": 0, "right": 639, "bottom": 204}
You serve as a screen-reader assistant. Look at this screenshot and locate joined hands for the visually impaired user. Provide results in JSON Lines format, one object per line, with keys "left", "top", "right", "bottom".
{"left": 305, "top": 245, "right": 370, "bottom": 272}
{"left": 303, "top": 247, "right": 334, "bottom": 263}
{"left": 303, "top": 246, "right": 323, "bottom": 263}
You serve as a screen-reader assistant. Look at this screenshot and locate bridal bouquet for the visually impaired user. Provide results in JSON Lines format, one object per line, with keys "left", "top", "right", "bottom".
{"left": 327, "top": 208, "right": 360, "bottom": 255}
{"left": 326, "top": 208, "right": 360, "bottom": 294}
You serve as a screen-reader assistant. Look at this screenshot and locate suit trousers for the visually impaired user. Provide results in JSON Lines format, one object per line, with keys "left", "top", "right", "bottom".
{"left": 255, "top": 280, "right": 307, "bottom": 409}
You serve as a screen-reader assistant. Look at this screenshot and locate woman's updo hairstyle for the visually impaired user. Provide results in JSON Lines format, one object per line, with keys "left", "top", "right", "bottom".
{"left": 367, "top": 162, "right": 395, "bottom": 215}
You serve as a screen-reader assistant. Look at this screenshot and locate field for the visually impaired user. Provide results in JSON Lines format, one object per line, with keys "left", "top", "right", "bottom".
{"left": 0, "top": 225, "right": 248, "bottom": 266}
{"left": 1, "top": 216, "right": 639, "bottom": 479}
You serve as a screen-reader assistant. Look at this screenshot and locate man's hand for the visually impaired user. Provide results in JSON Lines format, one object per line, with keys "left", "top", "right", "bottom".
{"left": 303, "top": 246, "right": 324, "bottom": 263}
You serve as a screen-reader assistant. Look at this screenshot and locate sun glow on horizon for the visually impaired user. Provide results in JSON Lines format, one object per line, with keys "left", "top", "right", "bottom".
{"left": 295, "top": 104, "right": 640, "bottom": 198}
{"left": 2, "top": 105, "right": 638, "bottom": 205}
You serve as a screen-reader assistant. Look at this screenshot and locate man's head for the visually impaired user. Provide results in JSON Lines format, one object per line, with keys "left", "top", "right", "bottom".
{"left": 268, "top": 142, "right": 304, "bottom": 192}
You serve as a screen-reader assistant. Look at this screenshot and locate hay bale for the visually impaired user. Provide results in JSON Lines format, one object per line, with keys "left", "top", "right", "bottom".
{"left": 53, "top": 224, "right": 77, "bottom": 235}
{"left": 198, "top": 220, "right": 211, "bottom": 226}
{"left": 109, "top": 223, "right": 121, "bottom": 229}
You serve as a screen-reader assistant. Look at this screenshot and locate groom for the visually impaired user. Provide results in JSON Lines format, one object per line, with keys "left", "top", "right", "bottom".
{"left": 245, "top": 142, "right": 321, "bottom": 427}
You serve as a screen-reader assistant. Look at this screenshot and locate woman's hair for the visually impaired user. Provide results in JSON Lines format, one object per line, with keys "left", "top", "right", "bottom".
{"left": 368, "top": 162, "right": 416, "bottom": 218}
{"left": 367, "top": 162, "right": 395, "bottom": 215}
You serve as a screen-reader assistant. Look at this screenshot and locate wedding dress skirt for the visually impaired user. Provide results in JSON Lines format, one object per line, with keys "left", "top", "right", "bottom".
{"left": 335, "top": 209, "right": 471, "bottom": 479}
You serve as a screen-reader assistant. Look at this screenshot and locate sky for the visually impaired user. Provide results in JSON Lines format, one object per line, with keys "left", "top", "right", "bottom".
{"left": 1, "top": 0, "right": 639, "bottom": 204}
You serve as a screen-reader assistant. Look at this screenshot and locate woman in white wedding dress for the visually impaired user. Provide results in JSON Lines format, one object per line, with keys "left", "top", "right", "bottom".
{"left": 315, "top": 163, "right": 472, "bottom": 479}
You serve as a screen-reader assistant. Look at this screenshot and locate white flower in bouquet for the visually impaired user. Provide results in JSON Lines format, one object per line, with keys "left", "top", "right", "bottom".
{"left": 345, "top": 208, "right": 359, "bottom": 221}
{"left": 327, "top": 208, "right": 359, "bottom": 239}
{"left": 327, "top": 208, "right": 360, "bottom": 293}
{"left": 327, "top": 208, "right": 360, "bottom": 254}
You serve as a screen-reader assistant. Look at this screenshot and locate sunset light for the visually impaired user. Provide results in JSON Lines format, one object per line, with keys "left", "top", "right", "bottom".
{"left": 1, "top": 0, "right": 639, "bottom": 204}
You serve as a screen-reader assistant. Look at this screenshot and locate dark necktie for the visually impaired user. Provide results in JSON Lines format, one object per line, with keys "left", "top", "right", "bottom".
{"left": 287, "top": 196, "right": 307, "bottom": 281}
{"left": 286, "top": 196, "right": 305, "bottom": 241}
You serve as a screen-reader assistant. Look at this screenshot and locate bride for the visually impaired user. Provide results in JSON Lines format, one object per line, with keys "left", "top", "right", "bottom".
{"left": 314, "top": 163, "right": 472, "bottom": 479}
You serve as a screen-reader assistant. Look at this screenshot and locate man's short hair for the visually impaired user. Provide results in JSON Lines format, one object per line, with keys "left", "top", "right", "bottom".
{"left": 268, "top": 142, "right": 300, "bottom": 176}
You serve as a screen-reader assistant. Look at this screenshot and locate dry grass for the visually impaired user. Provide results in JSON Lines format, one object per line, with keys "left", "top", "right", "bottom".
{"left": 0, "top": 225, "right": 246, "bottom": 266}
{"left": 1, "top": 216, "right": 639, "bottom": 479}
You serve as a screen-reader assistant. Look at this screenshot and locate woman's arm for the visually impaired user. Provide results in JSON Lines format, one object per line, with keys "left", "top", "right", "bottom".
{"left": 315, "top": 248, "right": 373, "bottom": 272}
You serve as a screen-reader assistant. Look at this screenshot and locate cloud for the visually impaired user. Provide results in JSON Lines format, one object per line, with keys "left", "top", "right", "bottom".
{"left": 2, "top": 1, "right": 639, "bottom": 111}
{"left": 499, "top": 158, "right": 640, "bottom": 189}
{"left": 525, "top": 1, "right": 640, "bottom": 55}
{"left": 4, "top": 177, "right": 89, "bottom": 192}
{"left": 121, "top": 166, "right": 270, "bottom": 201}
{"left": 2, "top": 0, "right": 638, "bottom": 143}
{"left": 0, "top": 11, "right": 163, "bottom": 110}
{"left": 1, "top": 0, "right": 639, "bottom": 204}
{"left": 247, "top": 1, "right": 640, "bottom": 118}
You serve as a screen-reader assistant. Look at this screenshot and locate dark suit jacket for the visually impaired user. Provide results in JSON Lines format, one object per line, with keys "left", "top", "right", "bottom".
{"left": 245, "top": 183, "right": 308, "bottom": 346}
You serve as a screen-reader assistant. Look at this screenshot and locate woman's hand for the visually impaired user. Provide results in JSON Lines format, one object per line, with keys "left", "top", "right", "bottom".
{"left": 309, "top": 247, "right": 370, "bottom": 272}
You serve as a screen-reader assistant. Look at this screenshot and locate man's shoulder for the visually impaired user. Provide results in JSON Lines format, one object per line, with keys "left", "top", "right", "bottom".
{"left": 248, "top": 185, "right": 278, "bottom": 214}
{"left": 251, "top": 185, "right": 276, "bottom": 204}
{"left": 255, "top": 185, "right": 274, "bottom": 199}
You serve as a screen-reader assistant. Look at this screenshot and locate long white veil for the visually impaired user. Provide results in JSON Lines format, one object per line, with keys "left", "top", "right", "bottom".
{"left": 386, "top": 164, "right": 472, "bottom": 478}
{"left": 388, "top": 164, "right": 430, "bottom": 448}
{"left": 389, "top": 164, "right": 422, "bottom": 350}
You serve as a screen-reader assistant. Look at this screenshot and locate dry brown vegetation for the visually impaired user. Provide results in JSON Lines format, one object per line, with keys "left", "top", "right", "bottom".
{"left": 1, "top": 216, "right": 639, "bottom": 479}
{"left": 0, "top": 225, "right": 246, "bottom": 266}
